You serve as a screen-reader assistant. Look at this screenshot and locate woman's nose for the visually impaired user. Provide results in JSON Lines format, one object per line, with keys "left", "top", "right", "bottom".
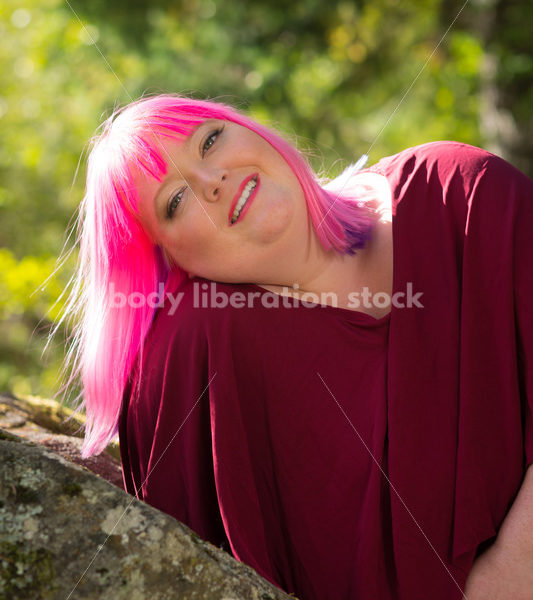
{"left": 196, "top": 168, "right": 228, "bottom": 202}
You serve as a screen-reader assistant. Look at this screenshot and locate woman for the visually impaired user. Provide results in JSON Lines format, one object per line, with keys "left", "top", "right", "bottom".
{"left": 64, "top": 94, "right": 533, "bottom": 599}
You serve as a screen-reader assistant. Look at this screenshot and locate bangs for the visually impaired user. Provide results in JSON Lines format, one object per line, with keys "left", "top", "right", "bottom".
{"left": 99, "top": 109, "right": 207, "bottom": 218}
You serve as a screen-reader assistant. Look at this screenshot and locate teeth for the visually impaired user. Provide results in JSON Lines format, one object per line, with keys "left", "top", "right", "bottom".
{"left": 231, "top": 177, "right": 257, "bottom": 224}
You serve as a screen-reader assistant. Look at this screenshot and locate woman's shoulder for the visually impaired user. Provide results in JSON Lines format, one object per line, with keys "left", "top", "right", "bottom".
{"left": 364, "top": 141, "right": 533, "bottom": 215}
{"left": 403, "top": 140, "right": 493, "bottom": 158}
{"left": 148, "top": 275, "right": 294, "bottom": 342}
{"left": 368, "top": 140, "right": 533, "bottom": 187}
{"left": 367, "top": 141, "right": 497, "bottom": 178}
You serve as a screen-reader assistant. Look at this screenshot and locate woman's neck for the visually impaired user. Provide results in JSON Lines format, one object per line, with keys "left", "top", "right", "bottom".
{"left": 256, "top": 172, "right": 393, "bottom": 316}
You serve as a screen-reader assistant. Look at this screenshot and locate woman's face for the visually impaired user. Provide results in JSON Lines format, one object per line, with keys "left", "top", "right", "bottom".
{"left": 135, "top": 119, "right": 310, "bottom": 283}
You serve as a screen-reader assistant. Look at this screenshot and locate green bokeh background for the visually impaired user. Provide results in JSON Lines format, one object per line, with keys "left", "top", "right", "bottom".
{"left": 1, "top": 0, "right": 531, "bottom": 401}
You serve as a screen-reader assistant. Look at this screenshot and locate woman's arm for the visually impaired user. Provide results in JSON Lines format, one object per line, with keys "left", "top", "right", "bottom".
{"left": 464, "top": 463, "right": 533, "bottom": 599}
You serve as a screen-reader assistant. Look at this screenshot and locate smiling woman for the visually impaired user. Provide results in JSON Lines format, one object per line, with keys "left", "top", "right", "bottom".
{"left": 58, "top": 94, "right": 533, "bottom": 600}
{"left": 65, "top": 94, "right": 379, "bottom": 450}
{"left": 134, "top": 118, "right": 312, "bottom": 284}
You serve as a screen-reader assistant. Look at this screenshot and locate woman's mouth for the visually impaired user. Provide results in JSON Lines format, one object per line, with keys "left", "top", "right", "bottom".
{"left": 229, "top": 174, "right": 259, "bottom": 225}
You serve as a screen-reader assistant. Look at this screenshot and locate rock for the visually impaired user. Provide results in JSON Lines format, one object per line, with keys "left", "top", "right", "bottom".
{"left": 0, "top": 393, "right": 122, "bottom": 487}
{"left": 0, "top": 433, "right": 295, "bottom": 600}
{"left": 0, "top": 392, "right": 88, "bottom": 438}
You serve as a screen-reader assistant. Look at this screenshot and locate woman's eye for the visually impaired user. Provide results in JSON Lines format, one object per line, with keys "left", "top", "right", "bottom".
{"left": 201, "top": 127, "right": 223, "bottom": 157}
{"left": 166, "top": 187, "right": 186, "bottom": 219}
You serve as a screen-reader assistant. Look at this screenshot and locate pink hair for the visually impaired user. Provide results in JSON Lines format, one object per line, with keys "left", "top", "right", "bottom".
{"left": 62, "top": 94, "right": 377, "bottom": 456}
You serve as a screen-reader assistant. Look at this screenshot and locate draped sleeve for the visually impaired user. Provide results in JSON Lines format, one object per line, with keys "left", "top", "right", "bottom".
{"left": 369, "top": 142, "right": 533, "bottom": 599}
{"left": 119, "top": 278, "right": 229, "bottom": 548}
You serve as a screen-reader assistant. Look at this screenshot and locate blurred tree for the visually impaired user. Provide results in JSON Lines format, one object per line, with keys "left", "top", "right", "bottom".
{"left": 477, "top": 0, "right": 532, "bottom": 174}
{"left": 440, "top": 0, "right": 533, "bottom": 176}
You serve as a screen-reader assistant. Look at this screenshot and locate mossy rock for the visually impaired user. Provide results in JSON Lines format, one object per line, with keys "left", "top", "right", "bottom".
{"left": 0, "top": 434, "right": 295, "bottom": 600}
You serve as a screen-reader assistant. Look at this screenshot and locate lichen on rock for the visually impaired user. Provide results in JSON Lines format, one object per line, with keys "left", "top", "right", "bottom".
{"left": 0, "top": 433, "right": 295, "bottom": 600}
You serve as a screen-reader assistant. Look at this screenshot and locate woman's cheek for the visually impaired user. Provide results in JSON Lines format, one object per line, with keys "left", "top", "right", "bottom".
{"left": 249, "top": 193, "right": 294, "bottom": 244}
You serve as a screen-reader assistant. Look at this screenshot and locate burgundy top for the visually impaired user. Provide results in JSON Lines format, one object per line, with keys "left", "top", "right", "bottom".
{"left": 119, "top": 142, "right": 533, "bottom": 600}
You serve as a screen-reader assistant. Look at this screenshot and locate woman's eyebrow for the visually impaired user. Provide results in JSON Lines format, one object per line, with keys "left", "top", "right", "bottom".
{"left": 152, "top": 123, "right": 211, "bottom": 216}
{"left": 153, "top": 178, "right": 176, "bottom": 217}
{"left": 153, "top": 118, "right": 224, "bottom": 214}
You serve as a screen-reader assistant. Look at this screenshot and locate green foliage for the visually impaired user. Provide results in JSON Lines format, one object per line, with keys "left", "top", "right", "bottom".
{"left": 0, "top": 247, "right": 68, "bottom": 398}
{"left": 0, "top": 0, "right": 530, "bottom": 400}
